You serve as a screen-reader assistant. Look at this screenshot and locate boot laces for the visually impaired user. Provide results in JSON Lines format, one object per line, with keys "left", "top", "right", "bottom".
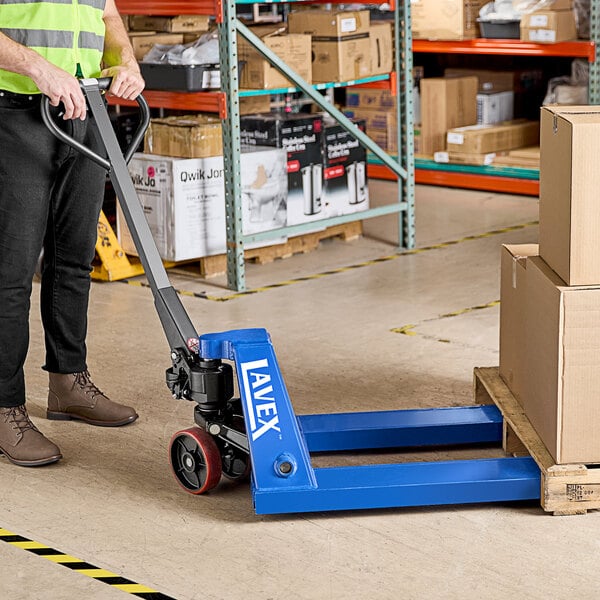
{"left": 74, "top": 371, "right": 106, "bottom": 400}
{"left": 2, "top": 406, "right": 38, "bottom": 434}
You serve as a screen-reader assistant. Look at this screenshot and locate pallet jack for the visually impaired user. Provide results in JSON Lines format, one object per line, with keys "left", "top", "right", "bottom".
{"left": 42, "top": 79, "right": 542, "bottom": 514}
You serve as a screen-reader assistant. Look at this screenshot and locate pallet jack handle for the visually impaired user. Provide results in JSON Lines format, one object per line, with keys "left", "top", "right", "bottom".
{"left": 40, "top": 77, "right": 150, "bottom": 169}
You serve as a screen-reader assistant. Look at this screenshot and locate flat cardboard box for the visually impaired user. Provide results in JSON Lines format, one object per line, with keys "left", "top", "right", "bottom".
{"left": 476, "top": 91, "right": 514, "bottom": 125}
{"left": 446, "top": 120, "right": 540, "bottom": 154}
{"left": 522, "top": 256, "right": 600, "bottom": 464}
{"left": 288, "top": 10, "right": 371, "bottom": 82}
{"left": 119, "top": 149, "right": 288, "bottom": 262}
{"left": 539, "top": 105, "right": 600, "bottom": 285}
{"left": 128, "top": 15, "right": 210, "bottom": 33}
{"left": 520, "top": 9, "right": 577, "bottom": 43}
{"left": 420, "top": 76, "right": 478, "bottom": 155}
{"left": 433, "top": 150, "right": 496, "bottom": 165}
{"left": 130, "top": 33, "right": 184, "bottom": 61}
{"left": 144, "top": 115, "right": 223, "bottom": 159}
{"left": 411, "top": 0, "right": 488, "bottom": 40}
{"left": 499, "top": 244, "right": 539, "bottom": 403}
{"left": 238, "top": 28, "right": 312, "bottom": 89}
{"left": 369, "top": 22, "right": 393, "bottom": 75}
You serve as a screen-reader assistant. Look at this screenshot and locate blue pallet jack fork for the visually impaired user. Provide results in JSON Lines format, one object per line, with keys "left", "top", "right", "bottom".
{"left": 41, "top": 80, "right": 541, "bottom": 515}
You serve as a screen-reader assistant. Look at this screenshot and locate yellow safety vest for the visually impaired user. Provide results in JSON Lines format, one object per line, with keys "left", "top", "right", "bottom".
{"left": 0, "top": 0, "right": 106, "bottom": 94}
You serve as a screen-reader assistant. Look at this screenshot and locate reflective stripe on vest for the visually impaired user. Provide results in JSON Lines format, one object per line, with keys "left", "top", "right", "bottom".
{"left": 0, "top": 0, "right": 106, "bottom": 94}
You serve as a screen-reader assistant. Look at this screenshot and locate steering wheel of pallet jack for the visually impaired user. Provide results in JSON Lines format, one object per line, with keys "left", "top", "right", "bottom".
{"left": 169, "top": 427, "right": 222, "bottom": 494}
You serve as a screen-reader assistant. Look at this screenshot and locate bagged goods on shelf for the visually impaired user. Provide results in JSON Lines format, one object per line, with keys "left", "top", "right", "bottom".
{"left": 411, "top": 0, "right": 489, "bottom": 40}
{"left": 420, "top": 76, "right": 478, "bottom": 155}
{"left": 237, "top": 26, "right": 312, "bottom": 89}
{"left": 543, "top": 58, "right": 589, "bottom": 105}
{"left": 446, "top": 119, "right": 540, "bottom": 154}
{"left": 288, "top": 9, "right": 371, "bottom": 82}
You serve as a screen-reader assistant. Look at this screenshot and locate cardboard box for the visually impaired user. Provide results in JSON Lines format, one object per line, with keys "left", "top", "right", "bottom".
{"left": 411, "top": 0, "right": 488, "bottom": 40}
{"left": 128, "top": 15, "right": 210, "bottom": 33}
{"left": 239, "top": 95, "right": 271, "bottom": 115}
{"left": 240, "top": 113, "right": 324, "bottom": 226}
{"left": 238, "top": 28, "right": 312, "bottom": 89}
{"left": 369, "top": 22, "right": 393, "bottom": 75}
{"left": 345, "top": 88, "right": 396, "bottom": 109}
{"left": 477, "top": 91, "right": 514, "bottom": 124}
{"left": 520, "top": 10, "right": 577, "bottom": 43}
{"left": 446, "top": 120, "right": 540, "bottom": 154}
{"left": 522, "top": 256, "right": 600, "bottom": 464}
{"left": 288, "top": 10, "right": 371, "bottom": 82}
{"left": 539, "top": 105, "right": 600, "bottom": 285}
{"left": 420, "top": 76, "right": 478, "bottom": 155}
{"left": 321, "top": 119, "right": 369, "bottom": 217}
{"left": 342, "top": 106, "right": 397, "bottom": 149}
{"left": 144, "top": 115, "right": 223, "bottom": 159}
{"left": 433, "top": 150, "right": 496, "bottom": 165}
{"left": 499, "top": 244, "right": 539, "bottom": 403}
{"left": 129, "top": 32, "right": 184, "bottom": 61}
{"left": 118, "top": 149, "right": 287, "bottom": 262}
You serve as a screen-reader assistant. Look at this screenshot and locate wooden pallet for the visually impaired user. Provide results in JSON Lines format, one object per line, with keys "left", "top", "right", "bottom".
{"left": 167, "top": 221, "right": 363, "bottom": 278}
{"left": 474, "top": 367, "right": 600, "bottom": 516}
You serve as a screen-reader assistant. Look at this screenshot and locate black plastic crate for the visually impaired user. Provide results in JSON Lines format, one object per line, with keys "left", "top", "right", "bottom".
{"left": 140, "top": 63, "right": 221, "bottom": 91}
{"left": 477, "top": 19, "right": 521, "bottom": 39}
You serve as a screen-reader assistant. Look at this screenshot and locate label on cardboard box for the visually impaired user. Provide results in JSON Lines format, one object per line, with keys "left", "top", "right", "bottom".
{"left": 447, "top": 132, "right": 464, "bottom": 145}
{"left": 529, "top": 29, "right": 556, "bottom": 42}
{"left": 529, "top": 14, "right": 548, "bottom": 26}
{"left": 340, "top": 17, "right": 357, "bottom": 32}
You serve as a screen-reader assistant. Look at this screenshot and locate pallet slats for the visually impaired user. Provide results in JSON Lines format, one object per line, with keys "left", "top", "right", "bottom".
{"left": 474, "top": 367, "right": 600, "bottom": 515}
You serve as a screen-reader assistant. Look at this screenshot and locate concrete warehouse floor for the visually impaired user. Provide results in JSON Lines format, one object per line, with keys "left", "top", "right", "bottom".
{"left": 2, "top": 181, "right": 598, "bottom": 600}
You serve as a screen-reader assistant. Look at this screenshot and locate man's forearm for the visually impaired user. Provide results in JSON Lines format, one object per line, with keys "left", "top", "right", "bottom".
{"left": 0, "top": 32, "right": 48, "bottom": 81}
{"left": 102, "top": 15, "right": 139, "bottom": 70}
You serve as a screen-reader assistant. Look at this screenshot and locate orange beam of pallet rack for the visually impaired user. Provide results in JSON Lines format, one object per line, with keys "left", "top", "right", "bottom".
{"left": 116, "top": 0, "right": 221, "bottom": 19}
{"left": 413, "top": 39, "right": 595, "bottom": 60}
{"left": 367, "top": 163, "right": 540, "bottom": 196}
{"left": 108, "top": 91, "right": 227, "bottom": 118}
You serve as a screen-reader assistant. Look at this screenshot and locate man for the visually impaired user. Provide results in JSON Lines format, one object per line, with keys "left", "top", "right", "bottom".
{"left": 0, "top": 0, "right": 145, "bottom": 466}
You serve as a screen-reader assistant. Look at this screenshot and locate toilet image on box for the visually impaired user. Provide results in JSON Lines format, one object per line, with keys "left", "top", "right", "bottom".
{"left": 242, "top": 161, "right": 287, "bottom": 229}
{"left": 347, "top": 161, "right": 367, "bottom": 205}
{"left": 301, "top": 163, "right": 323, "bottom": 216}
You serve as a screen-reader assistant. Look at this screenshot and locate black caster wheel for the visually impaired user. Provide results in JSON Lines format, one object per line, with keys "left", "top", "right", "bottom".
{"left": 169, "top": 427, "right": 222, "bottom": 494}
{"left": 217, "top": 416, "right": 252, "bottom": 481}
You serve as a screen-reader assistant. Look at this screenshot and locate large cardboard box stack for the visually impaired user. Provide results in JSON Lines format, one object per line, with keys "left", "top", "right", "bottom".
{"left": 240, "top": 113, "right": 324, "bottom": 226}
{"left": 238, "top": 26, "right": 312, "bottom": 89}
{"left": 419, "top": 76, "right": 478, "bottom": 155}
{"left": 411, "top": 0, "right": 488, "bottom": 40}
{"left": 288, "top": 9, "right": 371, "bottom": 82}
{"left": 118, "top": 148, "right": 288, "bottom": 262}
{"left": 499, "top": 105, "right": 600, "bottom": 464}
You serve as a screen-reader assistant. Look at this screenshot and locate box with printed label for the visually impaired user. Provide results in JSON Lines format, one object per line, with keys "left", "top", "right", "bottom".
{"left": 288, "top": 10, "right": 371, "bottom": 82}
{"left": 520, "top": 10, "right": 577, "bottom": 43}
{"left": 446, "top": 120, "right": 539, "bottom": 154}
{"left": 238, "top": 27, "right": 312, "bottom": 89}
{"left": 240, "top": 114, "right": 324, "bottom": 226}
{"left": 539, "top": 105, "right": 600, "bottom": 285}
{"left": 321, "top": 119, "right": 369, "bottom": 218}
{"left": 420, "top": 76, "right": 478, "bottom": 155}
{"left": 128, "top": 15, "right": 210, "bottom": 33}
{"left": 411, "top": 0, "right": 488, "bottom": 40}
{"left": 118, "top": 149, "right": 287, "bottom": 262}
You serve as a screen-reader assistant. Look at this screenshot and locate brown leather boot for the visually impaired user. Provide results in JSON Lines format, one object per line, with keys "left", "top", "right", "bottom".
{"left": 0, "top": 406, "right": 62, "bottom": 466}
{"left": 47, "top": 371, "right": 138, "bottom": 427}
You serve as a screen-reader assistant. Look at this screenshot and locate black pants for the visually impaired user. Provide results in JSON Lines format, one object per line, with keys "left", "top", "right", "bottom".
{"left": 0, "top": 92, "right": 106, "bottom": 407}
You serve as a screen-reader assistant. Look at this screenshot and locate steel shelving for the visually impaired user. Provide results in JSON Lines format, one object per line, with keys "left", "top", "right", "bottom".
{"left": 115, "top": 0, "right": 414, "bottom": 291}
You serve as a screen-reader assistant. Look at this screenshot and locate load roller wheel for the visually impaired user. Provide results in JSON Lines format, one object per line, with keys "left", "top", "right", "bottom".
{"left": 169, "top": 427, "right": 222, "bottom": 494}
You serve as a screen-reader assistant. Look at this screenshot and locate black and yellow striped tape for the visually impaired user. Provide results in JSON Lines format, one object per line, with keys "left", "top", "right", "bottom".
{"left": 392, "top": 299, "right": 501, "bottom": 341}
{"left": 0, "top": 527, "right": 175, "bottom": 599}
{"left": 122, "top": 221, "right": 538, "bottom": 302}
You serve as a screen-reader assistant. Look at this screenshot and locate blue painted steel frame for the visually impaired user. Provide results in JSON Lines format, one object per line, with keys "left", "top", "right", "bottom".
{"left": 199, "top": 328, "right": 541, "bottom": 515}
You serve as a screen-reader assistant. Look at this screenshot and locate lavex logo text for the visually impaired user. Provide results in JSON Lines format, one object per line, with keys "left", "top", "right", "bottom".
{"left": 240, "top": 359, "right": 281, "bottom": 441}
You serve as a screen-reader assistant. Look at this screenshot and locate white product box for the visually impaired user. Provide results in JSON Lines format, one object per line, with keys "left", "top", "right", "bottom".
{"left": 476, "top": 91, "right": 514, "bottom": 125}
{"left": 118, "top": 148, "right": 287, "bottom": 262}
